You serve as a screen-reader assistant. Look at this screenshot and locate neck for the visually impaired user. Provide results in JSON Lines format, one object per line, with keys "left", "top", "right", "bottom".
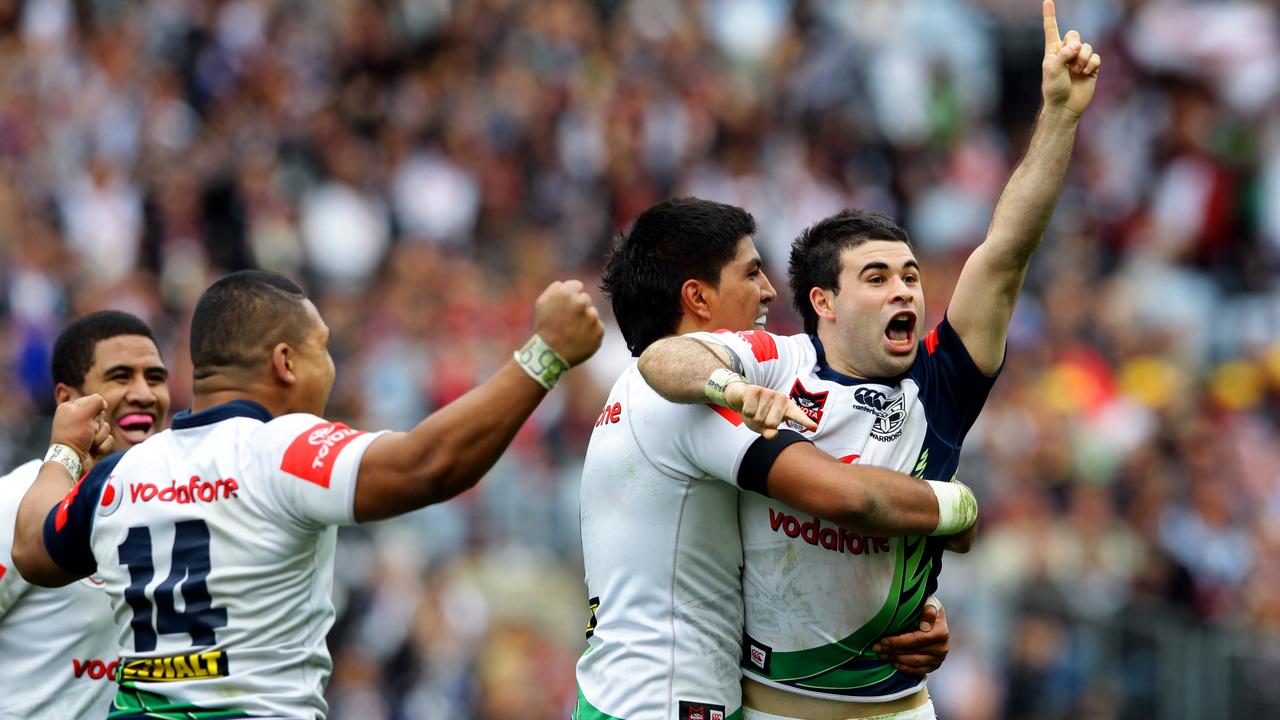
{"left": 817, "top": 325, "right": 868, "bottom": 379}
{"left": 191, "top": 374, "right": 290, "bottom": 417}
{"left": 674, "top": 315, "right": 717, "bottom": 337}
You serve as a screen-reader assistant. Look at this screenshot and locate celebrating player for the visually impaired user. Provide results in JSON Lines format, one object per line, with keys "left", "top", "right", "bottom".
{"left": 12, "top": 270, "right": 602, "bottom": 718}
{"left": 0, "top": 311, "right": 170, "bottom": 719}
{"left": 575, "top": 198, "right": 977, "bottom": 720}
{"left": 637, "top": 3, "right": 1100, "bottom": 717}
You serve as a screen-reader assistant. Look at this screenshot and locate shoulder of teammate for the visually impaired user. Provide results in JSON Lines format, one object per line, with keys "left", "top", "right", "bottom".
{"left": 42, "top": 450, "right": 127, "bottom": 577}
{"left": 687, "top": 328, "right": 809, "bottom": 388}
{"left": 0, "top": 459, "right": 44, "bottom": 616}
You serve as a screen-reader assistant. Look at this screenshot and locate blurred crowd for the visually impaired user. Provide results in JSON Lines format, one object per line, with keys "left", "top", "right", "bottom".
{"left": 0, "top": 0, "right": 1277, "bottom": 718}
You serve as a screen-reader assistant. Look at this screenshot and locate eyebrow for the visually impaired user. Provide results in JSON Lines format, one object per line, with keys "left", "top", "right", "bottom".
{"left": 859, "top": 259, "right": 920, "bottom": 274}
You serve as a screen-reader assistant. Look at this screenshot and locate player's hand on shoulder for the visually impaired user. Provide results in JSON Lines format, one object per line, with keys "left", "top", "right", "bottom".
{"left": 51, "top": 394, "right": 113, "bottom": 469}
{"left": 1041, "top": 0, "right": 1101, "bottom": 118}
{"left": 727, "top": 384, "right": 817, "bottom": 439}
{"left": 533, "top": 279, "right": 604, "bottom": 366}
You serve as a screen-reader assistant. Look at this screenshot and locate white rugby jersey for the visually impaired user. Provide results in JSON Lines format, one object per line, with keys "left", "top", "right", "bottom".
{"left": 0, "top": 459, "right": 118, "bottom": 720}
{"left": 42, "top": 400, "right": 383, "bottom": 719}
{"left": 576, "top": 362, "right": 796, "bottom": 720}
{"left": 696, "top": 319, "right": 997, "bottom": 702}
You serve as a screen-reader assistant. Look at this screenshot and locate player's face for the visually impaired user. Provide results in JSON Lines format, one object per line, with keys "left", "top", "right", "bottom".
{"left": 828, "top": 240, "right": 924, "bottom": 378}
{"left": 293, "top": 300, "right": 337, "bottom": 416}
{"left": 68, "top": 335, "right": 170, "bottom": 450}
{"left": 710, "top": 236, "right": 777, "bottom": 332}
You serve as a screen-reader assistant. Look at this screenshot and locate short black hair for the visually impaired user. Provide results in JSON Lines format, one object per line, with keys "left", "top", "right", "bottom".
{"left": 51, "top": 311, "right": 159, "bottom": 389}
{"left": 190, "top": 270, "right": 311, "bottom": 380}
{"left": 601, "top": 198, "right": 757, "bottom": 356}
{"left": 789, "top": 209, "right": 912, "bottom": 335}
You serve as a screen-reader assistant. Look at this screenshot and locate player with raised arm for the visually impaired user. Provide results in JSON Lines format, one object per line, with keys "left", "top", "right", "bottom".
{"left": 11, "top": 270, "right": 602, "bottom": 718}
{"left": 575, "top": 198, "right": 977, "bottom": 720}
{"left": 0, "top": 311, "right": 170, "bottom": 719}
{"left": 637, "top": 3, "right": 1100, "bottom": 717}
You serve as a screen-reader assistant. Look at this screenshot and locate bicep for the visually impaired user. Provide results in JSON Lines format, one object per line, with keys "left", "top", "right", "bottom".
{"left": 946, "top": 245, "right": 1022, "bottom": 377}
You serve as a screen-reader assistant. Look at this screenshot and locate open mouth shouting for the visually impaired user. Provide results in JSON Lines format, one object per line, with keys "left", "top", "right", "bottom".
{"left": 884, "top": 310, "right": 916, "bottom": 353}
{"left": 116, "top": 412, "right": 158, "bottom": 445}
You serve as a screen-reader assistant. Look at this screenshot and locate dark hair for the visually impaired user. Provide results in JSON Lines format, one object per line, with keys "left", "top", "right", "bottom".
{"left": 601, "top": 198, "right": 757, "bottom": 355}
{"left": 190, "top": 270, "right": 311, "bottom": 380}
{"left": 51, "top": 311, "right": 159, "bottom": 389}
{"left": 789, "top": 209, "right": 912, "bottom": 335}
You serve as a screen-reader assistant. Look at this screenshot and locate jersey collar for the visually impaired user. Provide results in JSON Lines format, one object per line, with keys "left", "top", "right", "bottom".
{"left": 810, "top": 335, "right": 909, "bottom": 387}
{"left": 171, "top": 400, "right": 274, "bottom": 430}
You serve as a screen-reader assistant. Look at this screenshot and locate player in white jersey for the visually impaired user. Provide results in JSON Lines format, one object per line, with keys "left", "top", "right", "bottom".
{"left": 11, "top": 269, "right": 604, "bottom": 718}
{"left": 638, "top": 4, "right": 1102, "bottom": 717}
{"left": 577, "top": 198, "right": 978, "bottom": 720}
{"left": 0, "top": 311, "right": 170, "bottom": 720}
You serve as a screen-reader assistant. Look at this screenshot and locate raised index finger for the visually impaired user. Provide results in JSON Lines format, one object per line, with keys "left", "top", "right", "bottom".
{"left": 785, "top": 401, "right": 818, "bottom": 432}
{"left": 1043, "top": 0, "right": 1060, "bottom": 48}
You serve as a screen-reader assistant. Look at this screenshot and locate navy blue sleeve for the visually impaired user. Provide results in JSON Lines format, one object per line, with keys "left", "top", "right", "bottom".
{"left": 42, "top": 452, "right": 123, "bottom": 576}
{"left": 909, "top": 314, "right": 1002, "bottom": 444}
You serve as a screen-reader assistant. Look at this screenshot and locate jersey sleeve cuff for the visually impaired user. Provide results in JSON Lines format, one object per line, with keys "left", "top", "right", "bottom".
{"left": 736, "top": 430, "right": 811, "bottom": 498}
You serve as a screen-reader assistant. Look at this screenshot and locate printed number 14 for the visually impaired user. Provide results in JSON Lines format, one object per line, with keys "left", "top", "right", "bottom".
{"left": 118, "top": 520, "right": 228, "bottom": 653}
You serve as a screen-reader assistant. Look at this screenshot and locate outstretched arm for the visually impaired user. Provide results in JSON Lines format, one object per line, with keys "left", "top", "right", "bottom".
{"left": 947, "top": 0, "right": 1101, "bottom": 374}
{"left": 353, "top": 280, "right": 603, "bottom": 521}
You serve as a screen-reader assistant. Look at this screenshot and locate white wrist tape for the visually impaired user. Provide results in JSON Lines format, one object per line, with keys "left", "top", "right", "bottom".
{"left": 514, "top": 334, "right": 571, "bottom": 390}
{"left": 927, "top": 480, "right": 978, "bottom": 536}
{"left": 704, "top": 368, "right": 748, "bottom": 408}
{"left": 44, "top": 443, "right": 84, "bottom": 480}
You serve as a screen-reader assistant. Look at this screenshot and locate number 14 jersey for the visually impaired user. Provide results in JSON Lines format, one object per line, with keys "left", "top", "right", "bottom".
{"left": 43, "top": 400, "right": 382, "bottom": 719}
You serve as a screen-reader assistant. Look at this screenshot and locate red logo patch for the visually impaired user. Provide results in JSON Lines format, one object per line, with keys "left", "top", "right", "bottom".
{"left": 735, "top": 330, "right": 778, "bottom": 362}
{"left": 281, "top": 422, "right": 366, "bottom": 488}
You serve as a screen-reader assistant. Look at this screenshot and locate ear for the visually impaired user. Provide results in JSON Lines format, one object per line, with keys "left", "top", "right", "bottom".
{"left": 679, "top": 279, "right": 715, "bottom": 323}
{"left": 270, "top": 343, "right": 297, "bottom": 386}
{"left": 54, "top": 383, "right": 79, "bottom": 405}
{"left": 809, "top": 287, "right": 837, "bottom": 325}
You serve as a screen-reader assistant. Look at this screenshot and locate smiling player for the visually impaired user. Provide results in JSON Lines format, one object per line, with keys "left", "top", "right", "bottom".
{"left": 0, "top": 311, "right": 170, "bottom": 719}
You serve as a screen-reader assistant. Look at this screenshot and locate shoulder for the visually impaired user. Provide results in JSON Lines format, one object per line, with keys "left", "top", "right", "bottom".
{"left": 0, "top": 459, "right": 45, "bottom": 500}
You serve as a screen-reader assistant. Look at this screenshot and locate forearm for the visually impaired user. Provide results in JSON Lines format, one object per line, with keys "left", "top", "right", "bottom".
{"left": 354, "top": 361, "right": 548, "bottom": 521}
{"left": 769, "top": 445, "right": 975, "bottom": 537}
{"left": 983, "top": 107, "right": 1079, "bottom": 270}
{"left": 638, "top": 336, "right": 739, "bottom": 404}
{"left": 13, "top": 463, "right": 81, "bottom": 586}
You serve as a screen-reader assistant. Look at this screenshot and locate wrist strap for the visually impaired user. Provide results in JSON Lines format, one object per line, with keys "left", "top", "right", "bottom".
{"left": 44, "top": 443, "right": 84, "bottom": 481}
{"left": 927, "top": 480, "right": 978, "bottom": 536}
{"left": 514, "top": 334, "right": 571, "bottom": 390}
{"left": 705, "top": 368, "right": 748, "bottom": 408}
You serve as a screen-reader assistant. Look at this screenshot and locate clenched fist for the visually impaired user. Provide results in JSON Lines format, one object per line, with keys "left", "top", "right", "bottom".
{"left": 50, "top": 394, "right": 113, "bottom": 468}
{"left": 533, "top": 279, "right": 605, "bottom": 366}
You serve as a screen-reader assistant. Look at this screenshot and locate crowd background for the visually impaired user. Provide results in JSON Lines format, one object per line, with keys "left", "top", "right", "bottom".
{"left": 0, "top": 0, "right": 1277, "bottom": 717}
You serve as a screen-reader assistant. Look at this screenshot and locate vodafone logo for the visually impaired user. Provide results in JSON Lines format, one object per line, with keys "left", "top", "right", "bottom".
{"left": 98, "top": 475, "right": 122, "bottom": 516}
{"left": 72, "top": 658, "right": 120, "bottom": 681}
{"left": 281, "top": 422, "right": 366, "bottom": 488}
{"left": 129, "top": 476, "right": 239, "bottom": 505}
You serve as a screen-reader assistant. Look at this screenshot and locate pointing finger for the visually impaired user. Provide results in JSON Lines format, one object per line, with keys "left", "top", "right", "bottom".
{"left": 1042, "top": 0, "right": 1060, "bottom": 47}
{"left": 785, "top": 401, "right": 817, "bottom": 431}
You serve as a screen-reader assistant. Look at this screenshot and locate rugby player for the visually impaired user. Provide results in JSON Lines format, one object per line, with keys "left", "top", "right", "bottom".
{"left": 576, "top": 198, "right": 977, "bottom": 720}
{"left": 0, "top": 311, "right": 170, "bottom": 719}
{"left": 11, "top": 270, "right": 602, "bottom": 718}
{"left": 636, "top": 4, "right": 1101, "bottom": 718}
